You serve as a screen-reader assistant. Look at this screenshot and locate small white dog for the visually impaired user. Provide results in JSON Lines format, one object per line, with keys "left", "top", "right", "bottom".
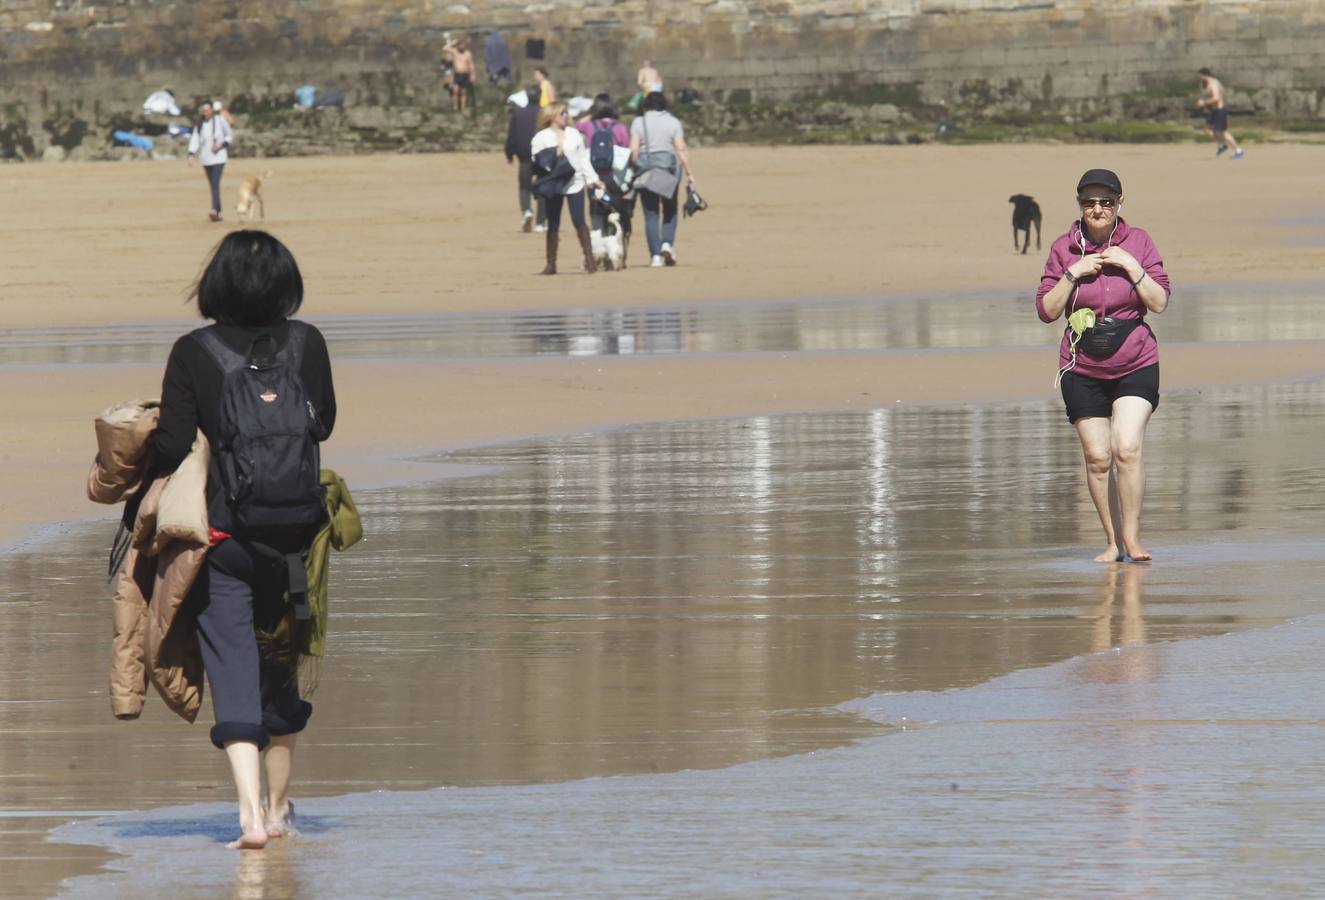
{"left": 589, "top": 210, "right": 626, "bottom": 271}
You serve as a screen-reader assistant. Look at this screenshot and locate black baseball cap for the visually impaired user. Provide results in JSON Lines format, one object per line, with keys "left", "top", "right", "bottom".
{"left": 1077, "top": 168, "right": 1122, "bottom": 195}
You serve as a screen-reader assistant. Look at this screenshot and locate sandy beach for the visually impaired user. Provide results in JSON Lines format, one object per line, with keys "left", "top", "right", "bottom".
{"left": 4, "top": 144, "right": 1325, "bottom": 547}
{"left": 4, "top": 144, "right": 1325, "bottom": 896}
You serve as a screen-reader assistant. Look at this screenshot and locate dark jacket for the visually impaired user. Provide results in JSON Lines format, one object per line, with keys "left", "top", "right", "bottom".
{"left": 151, "top": 319, "right": 336, "bottom": 535}
{"left": 505, "top": 103, "right": 541, "bottom": 162}
{"left": 151, "top": 320, "right": 336, "bottom": 472}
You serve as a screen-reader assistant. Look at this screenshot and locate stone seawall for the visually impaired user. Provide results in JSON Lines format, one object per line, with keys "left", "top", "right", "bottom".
{"left": 2, "top": 1, "right": 1323, "bottom": 158}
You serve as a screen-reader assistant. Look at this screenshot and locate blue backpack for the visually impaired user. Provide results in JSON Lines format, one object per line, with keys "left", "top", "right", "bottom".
{"left": 589, "top": 121, "right": 617, "bottom": 172}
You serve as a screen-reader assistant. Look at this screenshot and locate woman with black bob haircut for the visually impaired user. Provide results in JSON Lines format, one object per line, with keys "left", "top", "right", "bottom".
{"left": 151, "top": 229, "right": 336, "bottom": 850}
{"left": 194, "top": 229, "right": 305, "bottom": 326}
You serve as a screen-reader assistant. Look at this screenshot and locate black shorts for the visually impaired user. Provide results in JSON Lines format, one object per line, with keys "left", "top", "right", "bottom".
{"left": 1060, "top": 363, "right": 1159, "bottom": 423}
{"left": 454, "top": 72, "right": 473, "bottom": 89}
{"left": 1207, "top": 108, "right": 1229, "bottom": 133}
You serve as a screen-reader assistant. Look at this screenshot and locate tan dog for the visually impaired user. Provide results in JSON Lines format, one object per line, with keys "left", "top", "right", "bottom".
{"left": 235, "top": 170, "right": 273, "bottom": 221}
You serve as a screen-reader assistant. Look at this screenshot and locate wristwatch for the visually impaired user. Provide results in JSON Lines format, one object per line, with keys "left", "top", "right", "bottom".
{"left": 1063, "top": 270, "right": 1078, "bottom": 284}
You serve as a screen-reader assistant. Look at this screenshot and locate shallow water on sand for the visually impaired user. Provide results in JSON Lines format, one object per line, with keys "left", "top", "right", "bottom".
{"left": 4, "top": 379, "right": 1324, "bottom": 895}
{"left": 0, "top": 284, "right": 1322, "bottom": 365}
{"left": 53, "top": 615, "right": 1325, "bottom": 898}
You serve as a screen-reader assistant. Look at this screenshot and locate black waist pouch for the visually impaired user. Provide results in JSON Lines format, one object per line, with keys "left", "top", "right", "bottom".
{"left": 1079, "top": 317, "right": 1142, "bottom": 359}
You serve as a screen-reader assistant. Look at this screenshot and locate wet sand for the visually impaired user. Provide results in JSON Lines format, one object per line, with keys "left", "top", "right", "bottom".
{"left": 13, "top": 381, "right": 1325, "bottom": 896}
{"left": 52, "top": 612, "right": 1325, "bottom": 897}
{"left": 4, "top": 144, "right": 1325, "bottom": 895}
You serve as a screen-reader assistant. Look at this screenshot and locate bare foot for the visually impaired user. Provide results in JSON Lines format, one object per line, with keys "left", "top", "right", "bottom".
{"left": 1124, "top": 546, "right": 1153, "bottom": 562}
{"left": 1095, "top": 545, "right": 1124, "bottom": 563}
{"left": 227, "top": 827, "right": 269, "bottom": 850}
{"left": 265, "top": 801, "right": 297, "bottom": 838}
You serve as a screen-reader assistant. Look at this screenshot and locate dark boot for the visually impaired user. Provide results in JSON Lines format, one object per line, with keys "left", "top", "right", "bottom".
{"left": 540, "top": 231, "right": 558, "bottom": 275}
{"left": 575, "top": 224, "right": 598, "bottom": 274}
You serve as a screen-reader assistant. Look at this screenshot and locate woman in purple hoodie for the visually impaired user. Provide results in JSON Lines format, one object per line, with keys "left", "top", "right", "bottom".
{"left": 1036, "top": 169, "right": 1171, "bottom": 563}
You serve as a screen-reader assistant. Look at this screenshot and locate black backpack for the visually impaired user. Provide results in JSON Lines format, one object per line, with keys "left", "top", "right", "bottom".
{"left": 195, "top": 322, "right": 327, "bottom": 615}
{"left": 589, "top": 121, "right": 616, "bottom": 172}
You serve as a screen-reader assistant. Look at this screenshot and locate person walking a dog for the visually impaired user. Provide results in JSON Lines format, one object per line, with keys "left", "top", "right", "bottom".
{"left": 629, "top": 91, "right": 696, "bottom": 268}
{"left": 530, "top": 102, "right": 604, "bottom": 274}
{"left": 187, "top": 102, "right": 233, "bottom": 222}
{"left": 1035, "top": 169, "right": 1171, "bottom": 563}
{"left": 150, "top": 230, "right": 338, "bottom": 849}
{"left": 1196, "top": 68, "right": 1244, "bottom": 159}
{"left": 576, "top": 94, "right": 634, "bottom": 246}
{"left": 505, "top": 85, "right": 547, "bottom": 232}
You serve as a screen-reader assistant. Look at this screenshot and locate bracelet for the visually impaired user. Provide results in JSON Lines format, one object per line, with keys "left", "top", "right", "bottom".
{"left": 1063, "top": 270, "right": 1078, "bottom": 285}
{"left": 1130, "top": 272, "right": 1146, "bottom": 287}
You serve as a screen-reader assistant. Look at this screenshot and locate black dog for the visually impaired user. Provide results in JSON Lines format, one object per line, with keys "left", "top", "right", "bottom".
{"left": 1009, "top": 194, "right": 1042, "bottom": 255}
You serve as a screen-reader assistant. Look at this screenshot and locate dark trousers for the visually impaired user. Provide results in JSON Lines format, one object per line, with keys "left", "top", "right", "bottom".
{"left": 204, "top": 163, "right": 225, "bottom": 214}
{"left": 517, "top": 160, "right": 547, "bottom": 225}
{"left": 193, "top": 539, "right": 311, "bottom": 750}
{"left": 545, "top": 189, "right": 586, "bottom": 234}
{"left": 640, "top": 189, "right": 678, "bottom": 255}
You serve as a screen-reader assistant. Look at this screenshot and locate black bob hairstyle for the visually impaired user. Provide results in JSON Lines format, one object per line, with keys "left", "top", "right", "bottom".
{"left": 641, "top": 91, "right": 669, "bottom": 113}
{"left": 191, "top": 230, "right": 304, "bottom": 326}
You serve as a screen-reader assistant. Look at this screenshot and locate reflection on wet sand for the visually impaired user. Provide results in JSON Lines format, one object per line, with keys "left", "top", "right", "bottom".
{"left": 1, "top": 284, "right": 1323, "bottom": 365}
{"left": 232, "top": 840, "right": 300, "bottom": 900}
{"left": 53, "top": 616, "right": 1325, "bottom": 897}
{"left": 4, "top": 381, "right": 1325, "bottom": 896}
{"left": 1090, "top": 564, "right": 1147, "bottom": 655}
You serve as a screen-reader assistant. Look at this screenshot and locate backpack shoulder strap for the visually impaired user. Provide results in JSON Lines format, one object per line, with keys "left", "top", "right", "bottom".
{"left": 280, "top": 320, "right": 310, "bottom": 368}
{"left": 192, "top": 325, "right": 246, "bottom": 374}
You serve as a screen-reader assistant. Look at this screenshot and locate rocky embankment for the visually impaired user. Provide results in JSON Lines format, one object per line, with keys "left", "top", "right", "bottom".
{"left": 4, "top": 83, "right": 1320, "bottom": 163}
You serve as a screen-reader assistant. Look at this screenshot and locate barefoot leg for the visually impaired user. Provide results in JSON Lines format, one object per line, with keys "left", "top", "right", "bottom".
{"left": 1075, "top": 417, "right": 1123, "bottom": 561}
{"left": 1111, "top": 396, "right": 1155, "bottom": 561}
{"left": 224, "top": 740, "right": 269, "bottom": 850}
{"left": 263, "top": 734, "right": 298, "bottom": 837}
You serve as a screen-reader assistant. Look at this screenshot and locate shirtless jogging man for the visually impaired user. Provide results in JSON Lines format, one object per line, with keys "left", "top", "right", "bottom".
{"left": 1197, "top": 68, "right": 1243, "bottom": 159}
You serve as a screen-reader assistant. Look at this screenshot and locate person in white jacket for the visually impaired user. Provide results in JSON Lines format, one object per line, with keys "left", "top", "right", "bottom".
{"left": 529, "top": 102, "right": 604, "bottom": 274}
{"left": 188, "top": 103, "right": 234, "bottom": 222}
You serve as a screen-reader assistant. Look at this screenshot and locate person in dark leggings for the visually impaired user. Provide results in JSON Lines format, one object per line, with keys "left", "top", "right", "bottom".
{"left": 150, "top": 230, "right": 336, "bottom": 849}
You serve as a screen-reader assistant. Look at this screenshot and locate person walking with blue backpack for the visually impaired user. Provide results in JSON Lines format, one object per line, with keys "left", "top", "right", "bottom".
{"left": 576, "top": 94, "right": 634, "bottom": 250}
{"left": 150, "top": 230, "right": 336, "bottom": 849}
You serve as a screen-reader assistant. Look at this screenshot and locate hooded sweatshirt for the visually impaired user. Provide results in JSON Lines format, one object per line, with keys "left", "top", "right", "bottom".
{"left": 1035, "top": 217, "right": 1171, "bottom": 380}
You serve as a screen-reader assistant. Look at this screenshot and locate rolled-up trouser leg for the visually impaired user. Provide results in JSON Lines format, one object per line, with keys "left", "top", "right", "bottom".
{"left": 193, "top": 539, "right": 312, "bottom": 750}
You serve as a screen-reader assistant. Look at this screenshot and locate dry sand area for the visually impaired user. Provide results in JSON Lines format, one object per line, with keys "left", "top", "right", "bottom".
{"left": 3, "top": 143, "right": 1325, "bottom": 546}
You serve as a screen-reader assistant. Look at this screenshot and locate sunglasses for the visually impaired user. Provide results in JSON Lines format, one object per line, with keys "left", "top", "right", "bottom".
{"left": 1078, "top": 196, "right": 1118, "bottom": 210}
